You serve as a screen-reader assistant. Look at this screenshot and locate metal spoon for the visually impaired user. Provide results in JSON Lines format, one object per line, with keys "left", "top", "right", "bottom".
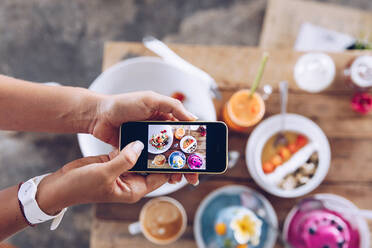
{"left": 142, "top": 36, "right": 222, "bottom": 99}
{"left": 274, "top": 81, "right": 289, "bottom": 147}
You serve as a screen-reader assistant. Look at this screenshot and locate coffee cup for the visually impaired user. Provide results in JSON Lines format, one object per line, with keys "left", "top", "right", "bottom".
{"left": 128, "top": 197, "right": 187, "bottom": 245}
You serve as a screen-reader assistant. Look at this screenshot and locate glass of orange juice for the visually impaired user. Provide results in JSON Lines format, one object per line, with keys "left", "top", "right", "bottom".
{"left": 223, "top": 52, "right": 270, "bottom": 132}
{"left": 222, "top": 89, "right": 266, "bottom": 132}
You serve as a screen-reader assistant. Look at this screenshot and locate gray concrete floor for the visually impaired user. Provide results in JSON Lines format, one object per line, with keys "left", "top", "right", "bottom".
{"left": 0, "top": 0, "right": 371, "bottom": 247}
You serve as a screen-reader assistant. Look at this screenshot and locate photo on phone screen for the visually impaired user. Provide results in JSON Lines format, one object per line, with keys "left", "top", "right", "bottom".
{"left": 148, "top": 124, "right": 207, "bottom": 170}
{"left": 120, "top": 121, "right": 227, "bottom": 174}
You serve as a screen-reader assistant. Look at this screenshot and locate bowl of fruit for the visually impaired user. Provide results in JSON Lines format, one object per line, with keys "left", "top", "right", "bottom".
{"left": 246, "top": 114, "right": 331, "bottom": 198}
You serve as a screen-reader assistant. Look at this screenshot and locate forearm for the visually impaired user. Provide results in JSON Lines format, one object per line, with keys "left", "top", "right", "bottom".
{"left": 0, "top": 185, "right": 28, "bottom": 241}
{"left": 0, "top": 75, "right": 101, "bottom": 133}
{"left": 0, "top": 172, "right": 72, "bottom": 241}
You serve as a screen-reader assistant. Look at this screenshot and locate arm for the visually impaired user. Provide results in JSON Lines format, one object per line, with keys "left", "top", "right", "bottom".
{"left": 0, "top": 185, "right": 28, "bottom": 240}
{"left": 0, "top": 75, "right": 98, "bottom": 133}
{"left": 0, "top": 141, "right": 174, "bottom": 241}
{"left": 0, "top": 75, "right": 196, "bottom": 147}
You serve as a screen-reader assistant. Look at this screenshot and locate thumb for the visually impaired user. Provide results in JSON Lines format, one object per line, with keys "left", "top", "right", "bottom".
{"left": 106, "top": 140, "right": 144, "bottom": 176}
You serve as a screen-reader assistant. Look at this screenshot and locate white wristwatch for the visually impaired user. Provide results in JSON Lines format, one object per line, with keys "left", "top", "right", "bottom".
{"left": 18, "top": 174, "right": 67, "bottom": 230}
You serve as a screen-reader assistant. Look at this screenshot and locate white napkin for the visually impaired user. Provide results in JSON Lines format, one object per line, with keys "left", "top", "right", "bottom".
{"left": 294, "top": 22, "right": 355, "bottom": 52}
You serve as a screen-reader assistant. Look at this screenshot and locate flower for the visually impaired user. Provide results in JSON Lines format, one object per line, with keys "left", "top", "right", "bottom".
{"left": 229, "top": 209, "right": 262, "bottom": 246}
{"left": 351, "top": 92, "right": 372, "bottom": 115}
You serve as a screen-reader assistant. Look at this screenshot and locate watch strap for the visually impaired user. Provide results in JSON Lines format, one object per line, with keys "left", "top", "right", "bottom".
{"left": 17, "top": 182, "right": 35, "bottom": 227}
{"left": 18, "top": 173, "right": 68, "bottom": 230}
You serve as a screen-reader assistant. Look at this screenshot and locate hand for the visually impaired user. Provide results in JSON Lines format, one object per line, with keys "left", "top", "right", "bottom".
{"left": 90, "top": 91, "right": 197, "bottom": 147}
{"left": 37, "top": 141, "right": 196, "bottom": 214}
{"left": 88, "top": 91, "right": 198, "bottom": 185}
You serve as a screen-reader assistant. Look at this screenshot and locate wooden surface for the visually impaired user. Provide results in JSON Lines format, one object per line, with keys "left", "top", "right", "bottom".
{"left": 91, "top": 42, "right": 372, "bottom": 248}
{"left": 260, "top": 0, "right": 372, "bottom": 49}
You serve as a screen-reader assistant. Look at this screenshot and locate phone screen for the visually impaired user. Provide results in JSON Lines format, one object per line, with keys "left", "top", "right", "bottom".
{"left": 147, "top": 124, "right": 207, "bottom": 170}
{"left": 120, "top": 121, "right": 227, "bottom": 174}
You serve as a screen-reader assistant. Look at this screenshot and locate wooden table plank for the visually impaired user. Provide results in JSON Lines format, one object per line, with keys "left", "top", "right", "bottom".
{"left": 95, "top": 181, "right": 372, "bottom": 222}
{"left": 92, "top": 42, "right": 372, "bottom": 248}
{"left": 93, "top": 181, "right": 372, "bottom": 248}
{"left": 215, "top": 91, "right": 372, "bottom": 139}
{"left": 91, "top": 220, "right": 197, "bottom": 248}
{"left": 103, "top": 42, "right": 372, "bottom": 93}
{"left": 259, "top": 0, "right": 372, "bottom": 49}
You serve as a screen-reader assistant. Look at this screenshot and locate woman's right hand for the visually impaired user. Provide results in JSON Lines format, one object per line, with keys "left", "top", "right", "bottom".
{"left": 35, "top": 141, "right": 175, "bottom": 215}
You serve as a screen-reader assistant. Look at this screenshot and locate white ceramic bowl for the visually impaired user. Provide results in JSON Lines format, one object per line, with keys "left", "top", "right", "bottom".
{"left": 246, "top": 114, "right": 331, "bottom": 198}
{"left": 77, "top": 57, "right": 216, "bottom": 197}
{"left": 283, "top": 194, "right": 370, "bottom": 248}
{"left": 180, "top": 135, "right": 197, "bottom": 153}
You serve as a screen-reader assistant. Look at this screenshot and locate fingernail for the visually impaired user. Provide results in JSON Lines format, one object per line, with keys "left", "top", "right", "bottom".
{"left": 192, "top": 180, "right": 199, "bottom": 187}
{"left": 132, "top": 141, "right": 144, "bottom": 154}
{"left": 188, "top": 111, "right": 198, "bottom": 120}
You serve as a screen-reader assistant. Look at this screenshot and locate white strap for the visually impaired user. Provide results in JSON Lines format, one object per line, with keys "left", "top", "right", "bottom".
{"left": 20, "top": 173, "right": 68, "bottom": 230}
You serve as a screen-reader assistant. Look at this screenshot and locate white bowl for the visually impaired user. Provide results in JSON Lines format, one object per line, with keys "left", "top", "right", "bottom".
{"left": 246, "top": 114, "right": 331, "bottom": 198}
{"left": 283, "top": 194, "right": 370, "bottom": 248}
{"left": 77, "top": 57, "right": 216, "bottom": 197}
{"left": 180, "top": 135, "right": 197, "bottom": 153}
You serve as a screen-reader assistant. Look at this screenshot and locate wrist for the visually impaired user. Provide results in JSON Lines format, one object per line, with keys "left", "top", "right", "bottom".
{"left": 71, "top": 87, "right": 105, "bottom": 134}
{"left": 36, "top": 173, "right": 68, "bottom": 215}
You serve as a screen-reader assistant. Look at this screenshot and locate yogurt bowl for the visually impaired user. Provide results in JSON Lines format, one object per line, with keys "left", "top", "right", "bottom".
{"left": 246, "top": 114, "right": 331, "bottom": 198}
{"left": 283, "top": 194, "right": 370, "bottom": 248}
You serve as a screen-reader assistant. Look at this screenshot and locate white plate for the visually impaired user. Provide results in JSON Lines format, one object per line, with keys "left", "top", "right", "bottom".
{"left": 246, "top": 114, "right": 331, "bottom": 198}
{"left": 77, "top": 57, "right": 216, "bottom": 197}
{"left": 180, "top": 135, "right": 197, "bottom": 153}
{"left": 148, "top": 125, "right": 173, "bottom": 154}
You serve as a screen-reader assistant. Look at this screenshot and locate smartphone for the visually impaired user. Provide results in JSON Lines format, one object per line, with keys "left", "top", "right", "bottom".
{"left": 119, "top": 121, "right": 228, "bottom": 174}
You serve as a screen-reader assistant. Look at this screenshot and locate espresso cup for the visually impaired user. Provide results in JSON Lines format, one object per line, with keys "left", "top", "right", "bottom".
{"left": 128, "top": 197, "right": 187, "bottom": 245}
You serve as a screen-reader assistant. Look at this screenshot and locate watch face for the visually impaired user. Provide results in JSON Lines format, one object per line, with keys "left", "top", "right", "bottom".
{"left": 19, "top": 181, "right": 36, "bottom": 203}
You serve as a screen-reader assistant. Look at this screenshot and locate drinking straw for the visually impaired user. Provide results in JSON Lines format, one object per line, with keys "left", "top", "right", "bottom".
{"left": 250, "top": 52, "right": 269, "bottom": 97}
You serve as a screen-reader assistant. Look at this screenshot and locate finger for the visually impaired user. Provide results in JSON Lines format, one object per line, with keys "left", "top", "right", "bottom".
{"left": 108, "top": 128, "right": 119, "bottom": 148}
{"left": 153, "top": 112, "right": 178, "bottom": 121}
{"left": 106, "top": 140, "right": 144, "bottom": 176}
{"left": 184, "top": 173, "right": 199, "bottom": 186}
{"left": 169, "top": 173, "right": 182, "bottom": 184}
{"left": 144, "top": 173, "right": 171, "bottom": 194}
{"left": 119, "top": 173, "right": 170, "bottom": 200}
{"left": 109, "top": 149, "right": 119, "bottom": 160}
{"left": 154, "top": 94, "right": 197, "bottom": 121}
{"left": 62, "top": 155, "right": 110, "bottom": 171}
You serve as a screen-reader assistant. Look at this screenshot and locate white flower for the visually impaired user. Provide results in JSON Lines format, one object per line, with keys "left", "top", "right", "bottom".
{"left": 229, "top": 209, "right": 262, "bottom": 246}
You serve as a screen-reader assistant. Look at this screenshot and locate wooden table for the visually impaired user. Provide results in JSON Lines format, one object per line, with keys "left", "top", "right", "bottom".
{"left": 90, "top": 42, "right": 372, "bottom": 248}
{"left": 260, "top": 0, "right": 372, "bottom": 49}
